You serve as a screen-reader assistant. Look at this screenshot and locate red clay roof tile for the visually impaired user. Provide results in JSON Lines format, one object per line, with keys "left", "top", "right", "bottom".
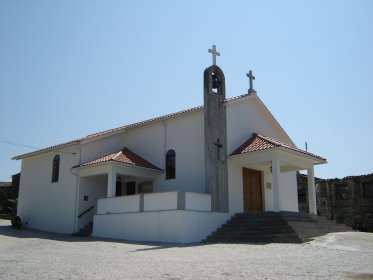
{"left": 231, "top": 133, "right": 326, "bottom": 161}
{"left": 77, "top": 147, "right": 162, "bottom": 171}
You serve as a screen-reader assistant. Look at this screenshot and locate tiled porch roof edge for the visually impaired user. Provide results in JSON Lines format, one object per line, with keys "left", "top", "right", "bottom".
{"left": 75, "top": 147, "right": 163, "bottom": 171}
{"left": 230, "top": 133, "right": 326, "bottom": 162}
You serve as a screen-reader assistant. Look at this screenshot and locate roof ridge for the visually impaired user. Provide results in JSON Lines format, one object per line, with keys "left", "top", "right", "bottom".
{"left": 231, "top": 132, "right": 326, "bottom": 162}
{"left": 77, "top": 146, "right": 162, "bottom": 170}
{"left": 84, "top": 105, "right": 204, "bottom": 139}
{"left": 84, "top": 149, "right": 122, "bottom": 166}
{"left": 13, "top": 93, "right": 252, "bottom": 160}
{"left": 111, "top": 149, "right": 125, "bottom": 161}
{"left": 257, "top": 133, "right": 291, "bottom": 148}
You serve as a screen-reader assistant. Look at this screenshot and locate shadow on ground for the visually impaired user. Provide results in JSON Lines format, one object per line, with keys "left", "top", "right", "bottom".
{"left": 0, "top": 219, "right": 273, "bottom": 251}
{"left": 0, "top": 219, "right": 208, "bottom": 250}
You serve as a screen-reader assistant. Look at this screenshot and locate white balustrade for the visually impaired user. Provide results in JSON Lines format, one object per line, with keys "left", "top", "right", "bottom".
{"left": 97, "top": 191, "right": 211, "bottom": 214}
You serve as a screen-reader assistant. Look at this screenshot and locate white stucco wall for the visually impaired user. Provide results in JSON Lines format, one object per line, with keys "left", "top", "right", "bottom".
{"left": 185, "top": 192, "right": 211, "bottom": 211}
{"left": 263, "top": 170, "right": 274, "bottom": 211}
{"left": 93, "top": 210, "right": 231, "bottom": 243}
{"left": 77, "top": 175, "right": 107, "bottom": 229}
{"left": 78, "top": 110, "right": 205, "bottom": 194}
{"left": 17, "top": 148, "right": 80, "bottom": 234}
{"left": 16, "top": 94, "right": 302, "bottom": 239}
{"left": 227, "top": 162, "right": 244, "bottom": 214}
{"left": 227, "top": 161, "right": 298, "bottom": 213}
{"left": 80, "top": 133, "right": 126, "bottom": 164}
{"left": 226, "top": 96, "right": 299, "bottom": 214}
{"left": 144, "top": 192, "right": 178, "bottom": 211}
{"left": 97, "top": 194, "right": 141, "bottom": 214}
{"left": 226, "top": 96, "right": 292, "bottom": 154}
{"left": 278, "top": 171, "right": 298, "bottom": 212}
{"left": 157, "top": 113, "right": 205, "bottom": 193}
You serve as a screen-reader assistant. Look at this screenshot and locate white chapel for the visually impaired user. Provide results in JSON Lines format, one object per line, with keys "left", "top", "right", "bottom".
{"left": 14, "top": 46, "right": 326, "bottom": 243}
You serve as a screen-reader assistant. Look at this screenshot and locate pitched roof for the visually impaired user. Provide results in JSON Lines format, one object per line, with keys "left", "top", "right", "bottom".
{"left": 76, "top": 147, "right": 163, "bottom": 171}
{"left": 231, "top": 133, "right": 326, "bottom": 161}
{"left": 13, "top": 94, "right": 252, "bottom": 160}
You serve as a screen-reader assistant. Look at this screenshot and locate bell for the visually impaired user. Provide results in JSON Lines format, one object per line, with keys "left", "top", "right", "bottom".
{"left": 212, "top": 74, "right": 219, "bottom": 89}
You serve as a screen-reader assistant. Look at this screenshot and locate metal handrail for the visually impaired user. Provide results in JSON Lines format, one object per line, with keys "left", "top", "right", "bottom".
{"left": 78, "top": 205, "right": 95, "bottom": 218}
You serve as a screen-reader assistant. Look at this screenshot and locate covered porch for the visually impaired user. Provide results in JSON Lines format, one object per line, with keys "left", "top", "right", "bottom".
{"left": 72, "top": 147, "right": 231, "bottom": 243}
{"left": 229, "top": 133, "right": 327, "bottom": 215}
{"left": 72, "top": 148, "right": 164, "bottom": 232}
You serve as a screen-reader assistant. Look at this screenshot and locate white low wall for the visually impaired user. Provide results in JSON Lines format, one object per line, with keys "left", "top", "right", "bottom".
{"left": 97, "top": 195, "right": 140, "bottom": 214}
{"left": 143, "top": 192, "right": 178, "bottom": 211}
{"left": 93, "top": 210, "right": 231, "bottom": 243}
{"left": 97, "top": 191, "right": 211, "bottom": 214}
{"left": 185, "top": 192, "right": 211, "bottom": 211}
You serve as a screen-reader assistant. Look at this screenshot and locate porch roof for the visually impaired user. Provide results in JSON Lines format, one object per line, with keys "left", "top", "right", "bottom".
{"left": 231, "top": 133, "right": 326, "bottom": 162}
{"left": 75, "top": 147, "right": 163, "bottom": 171}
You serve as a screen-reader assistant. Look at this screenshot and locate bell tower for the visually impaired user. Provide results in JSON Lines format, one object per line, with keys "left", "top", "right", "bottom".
{"left": 204, "top": 45, "right": 228, "bottom": 213}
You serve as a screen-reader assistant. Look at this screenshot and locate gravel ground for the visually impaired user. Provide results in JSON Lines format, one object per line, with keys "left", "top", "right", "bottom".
{"left": 1, "top": 219, "right": 373, "bottom": 280}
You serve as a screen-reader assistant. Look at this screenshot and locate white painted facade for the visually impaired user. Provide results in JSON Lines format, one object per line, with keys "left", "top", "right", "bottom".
{"left": 15, "top": 93, "right": 325, "bottom": 243}
{"left": 17, "top": 147, "right": 80, "bottom": 234}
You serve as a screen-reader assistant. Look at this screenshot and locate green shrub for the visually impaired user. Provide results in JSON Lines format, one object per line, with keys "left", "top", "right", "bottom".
{"left": 2, "top": 199, "right": 18, "bottom": 216}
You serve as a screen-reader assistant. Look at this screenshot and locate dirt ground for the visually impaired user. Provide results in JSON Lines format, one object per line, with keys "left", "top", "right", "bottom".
{"left": 0, "top": 219, "right": 372, "bottom": 280}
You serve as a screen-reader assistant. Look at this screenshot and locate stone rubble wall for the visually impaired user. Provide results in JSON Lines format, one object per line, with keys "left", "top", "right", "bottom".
{"left": 297, "top": 172, "right": 373, "bottom": 232}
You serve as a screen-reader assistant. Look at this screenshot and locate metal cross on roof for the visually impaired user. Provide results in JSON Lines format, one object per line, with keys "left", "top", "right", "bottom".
{"left": 246, "top": 70, "right": 256, "bottom": 94}
{"left": 208, "top": 45, "right": 220, "bottom": 65}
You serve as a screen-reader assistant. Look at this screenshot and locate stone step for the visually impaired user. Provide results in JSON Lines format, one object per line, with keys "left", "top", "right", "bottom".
{"left": 204, "top": 212, "right": 302, "bottom": 244}
{"left": 279, "top": 211, "right": 354, "bottom": 240}
{"left": 225, "top": 221, "right": 288, "bottom": 226}
{"left": 205, "top": 236, "right": 302, "bottom": 244}
{"left": 210, "top": 232, "right": 300, "bottom": 239}
{"left": 204, "top": 211, "right": 354, "bottom": 244}
{"left": 288, "top": 221, "right": 350, "bottom": 230}
{"left": 214, "top": 227, "right": 295, "bottom": 234}
{"left": 72, "top": 222, "right": 93, "bottom": 237}
{"left": 229, "top": 214, "right": 285, "bottom": 219}
{"left": 216, "top": 226, "right": 293, "bottom": 233}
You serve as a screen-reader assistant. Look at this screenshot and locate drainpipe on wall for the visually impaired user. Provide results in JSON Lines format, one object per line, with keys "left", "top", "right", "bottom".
{"left": 70, "top": 150, "right": 81, "bottom": 233}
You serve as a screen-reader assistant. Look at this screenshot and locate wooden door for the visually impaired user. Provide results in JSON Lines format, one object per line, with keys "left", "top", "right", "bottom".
{"left": 242, "top": 168, "right": 263, "bottom": 212}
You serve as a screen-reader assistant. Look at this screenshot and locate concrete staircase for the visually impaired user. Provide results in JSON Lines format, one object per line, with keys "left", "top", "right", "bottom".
{"left": 203, "top": 212, "right": 302, "bottom": 243}
{"left": 203, "top": 211, "right": 354, "bottom": 244}
{"left": 72, "top": 222, "right": 93, "bottom": 237}
{"left": 280, "top": 211, "right": 354, "bottom": 242}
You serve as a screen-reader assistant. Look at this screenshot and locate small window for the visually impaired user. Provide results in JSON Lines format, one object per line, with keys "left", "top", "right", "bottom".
{"left": 166, "top": 149, "right": 175, "bottom": 179}
{"left": 51, "top": 155, "right": 60, "bottom": 182}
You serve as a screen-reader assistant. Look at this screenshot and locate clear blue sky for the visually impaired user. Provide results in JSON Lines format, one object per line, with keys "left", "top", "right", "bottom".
{"left": 0, "top": 0, "right": 372, "bottom": 181}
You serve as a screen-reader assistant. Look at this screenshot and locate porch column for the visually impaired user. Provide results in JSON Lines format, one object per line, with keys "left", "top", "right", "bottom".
{"left": 307, "top": 166, "right": 317, "bottom": 215}
{"left": 107, "top": 170, "right": 116, "bottom": 198}
{"left": 271, "top": 158, "right": 280, "bottom": 212}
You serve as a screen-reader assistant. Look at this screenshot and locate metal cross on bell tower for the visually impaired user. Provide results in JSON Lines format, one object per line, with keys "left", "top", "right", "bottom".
{"left": 246, "top": 70, "right": 256, "bottom": 94}
{"left": 208, "top": 45, "right": 220, "bottom": 66}
{"left": 214, "top": 138, "right": 223, "bottom": 160}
